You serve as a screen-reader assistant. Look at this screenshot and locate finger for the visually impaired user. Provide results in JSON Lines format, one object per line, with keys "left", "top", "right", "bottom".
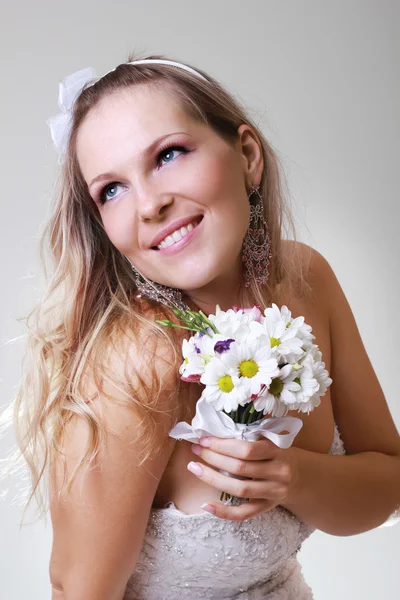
{"left": 201, "top": 498, "right": 278, "bottom": 521}
{"left": 187, "top": 461, "right": 288, "bottom": 500}
{"left": 198, "top": 436, "right": 279, "bottom": 460}
{"left": 192, "top": 445, "right": 292, "bottom": 482}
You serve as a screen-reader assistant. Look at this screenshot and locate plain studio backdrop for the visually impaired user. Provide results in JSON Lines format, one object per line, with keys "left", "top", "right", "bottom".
{"left": 0, "top": 1, "right": 399, "bottom": 598}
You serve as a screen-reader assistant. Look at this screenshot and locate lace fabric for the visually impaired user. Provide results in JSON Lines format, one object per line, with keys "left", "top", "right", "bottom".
{"left": 124, "top": 423, "right": 397, "bottom": 599}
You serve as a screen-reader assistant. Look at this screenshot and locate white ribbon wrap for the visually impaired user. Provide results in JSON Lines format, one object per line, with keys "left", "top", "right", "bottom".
{"left": 169, "top": 397, "right": 303, "bottom": 449}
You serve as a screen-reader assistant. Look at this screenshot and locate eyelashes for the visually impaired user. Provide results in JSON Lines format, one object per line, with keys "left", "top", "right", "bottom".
{"left": 96, "top": 144, "right": 190, "bottom": 206}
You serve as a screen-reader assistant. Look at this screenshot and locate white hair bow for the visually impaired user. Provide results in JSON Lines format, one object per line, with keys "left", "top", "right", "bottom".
{"left": 47, "top": 60, "right": 207, "bottom": 163}
{"left": 46, "top": 67, "right": 98, "bottom": 163}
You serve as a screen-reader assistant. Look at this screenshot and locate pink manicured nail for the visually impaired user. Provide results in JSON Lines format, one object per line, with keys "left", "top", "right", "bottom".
{"left": 191, "top": 444, "right": 201, "bottom": 455}
{"left": 199, "top": 437, "right": 211, "bottom": 447}
{"left": 187, "top": 461, "right": 204, "bottom": 476}
{"left": 201, "top": 503, "right": 216, "bottom": 514}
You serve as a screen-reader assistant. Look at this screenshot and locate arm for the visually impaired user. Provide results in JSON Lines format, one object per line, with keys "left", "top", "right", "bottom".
{"left": 49, "top": 331, "right": 182, "bottom": 599}
{"left": 183, "top": 244, "right": 400, "bottom": 530}
{"left": 281, "top": 246, "right": 400, "bottom": 535}
{"left": 282, "top": 447, "right": 400, "bottom": 536}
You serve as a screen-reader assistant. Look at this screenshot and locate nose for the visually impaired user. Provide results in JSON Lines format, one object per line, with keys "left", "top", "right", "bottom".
{"left": 137, "top": 189, "right": 175, "bottom": 223}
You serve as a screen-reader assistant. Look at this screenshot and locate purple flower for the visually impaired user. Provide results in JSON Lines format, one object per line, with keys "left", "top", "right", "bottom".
{"left": 214, "top": 338, "right": 235, "bottom": 354}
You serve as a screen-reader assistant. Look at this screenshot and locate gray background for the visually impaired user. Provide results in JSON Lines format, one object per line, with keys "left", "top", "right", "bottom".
{"left": 0, "top": 1, "right": 399, "bottom": 598}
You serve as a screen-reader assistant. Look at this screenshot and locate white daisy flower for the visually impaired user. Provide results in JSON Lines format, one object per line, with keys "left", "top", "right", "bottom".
{"left": 219, "top": 339, "right": 280, "bottom": 396}
{"left": 253, "top": 363, "right": 301, "bottom": 417}
{"left": 259, "top": 304, "right": 305, "bottom": 360}
{"left": 280, "top": 304, "right": 315, "bottom": 340}
{"left": 200, "top": 356, "right": 247, "bottom": 412}
{"left": 193, "top": 330, "right": 231, "bottom": 355}
{"left": 260, "top": 305, "right": 315, "bottom": 363}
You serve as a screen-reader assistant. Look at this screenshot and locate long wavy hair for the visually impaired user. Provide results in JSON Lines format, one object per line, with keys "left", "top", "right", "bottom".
{"left": 1, "top": 52, "right": 312, "bottom": 523}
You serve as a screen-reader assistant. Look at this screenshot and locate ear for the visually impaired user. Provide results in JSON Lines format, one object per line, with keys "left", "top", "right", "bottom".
{"left": 236, "top": 124, "right": 264, "bottom": 190}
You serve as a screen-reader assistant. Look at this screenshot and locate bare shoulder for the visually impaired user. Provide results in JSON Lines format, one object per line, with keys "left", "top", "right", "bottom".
{"left": 280, "top": 239, "right": 330, "bottom": 307}
{"left": 283, "top": 241, "right": 400, "bottom": 457}
{"left": 49, "top": 321, "right": 184, "bottom": 597}
{"left": 276, "top": 242, "right": 335, "bottom": 451}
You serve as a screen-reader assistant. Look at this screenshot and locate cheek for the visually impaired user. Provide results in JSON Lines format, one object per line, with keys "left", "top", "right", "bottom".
{"left": 200, "top": 151, "right": 237, "bottom": 198}
{"left": 101, "top": 209, "right": 137, "bottom": 254}
{"left": 193, "top": 148, "right": 248, "bottom": 216}
{"left": 204, "top": 154, "right": 250, "bottom": 233}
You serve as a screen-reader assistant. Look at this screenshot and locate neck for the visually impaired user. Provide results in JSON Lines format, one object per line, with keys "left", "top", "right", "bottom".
{"left": 182, "top": 259, "right": 258, "bottom": 315}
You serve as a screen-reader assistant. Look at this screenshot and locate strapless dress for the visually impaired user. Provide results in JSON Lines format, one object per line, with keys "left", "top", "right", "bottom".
{"left": 124, "top": 423, "right": 398, "bottom": 599}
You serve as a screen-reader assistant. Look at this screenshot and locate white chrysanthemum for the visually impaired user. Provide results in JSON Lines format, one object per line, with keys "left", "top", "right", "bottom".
{"left": 179, "top": 337, "right": 207, "bottom": 377}
{"left": 208, "top": 308, "right": 251, "bottom": 343}
{"left": 304, "top": 344, "right": 322, "bottom": 363}
{"left": 253, "top": 363, "right": 301, "bottom": 417}
{"left": 312, "top": 360, "right": 332, "bottom": 396}
{"left": 218, "top": 339, "right": 280, "bottom": 396}
{"left": 288, "top": 361, "right": 321, "bottom": 414}
{"left": 292, "top": 346, "right": 332, "bottom": 411}
{"left": 296, "top": 321, "right": 315, "bottom": 343}
{"left": 200, "top": 356, "right": 247, "bottom": 412}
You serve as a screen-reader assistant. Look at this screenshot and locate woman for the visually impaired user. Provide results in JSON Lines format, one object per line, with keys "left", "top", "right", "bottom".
{"left": 5, "top": 53, "right": 399, "bottom": 599}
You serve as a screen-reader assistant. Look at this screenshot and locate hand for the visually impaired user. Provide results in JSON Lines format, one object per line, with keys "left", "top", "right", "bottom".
{"left": 187, "top": 435, "right": 300, "bottom": 521}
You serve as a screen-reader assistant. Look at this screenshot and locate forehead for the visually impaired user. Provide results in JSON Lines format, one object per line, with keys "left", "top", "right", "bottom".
{"left": 76, "top": 84, "right": 200, "bottom": 178}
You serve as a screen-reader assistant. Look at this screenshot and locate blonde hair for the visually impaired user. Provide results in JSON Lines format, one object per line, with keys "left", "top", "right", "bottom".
{"left": 1, "top": 52, "right": 312, "bottom": 523}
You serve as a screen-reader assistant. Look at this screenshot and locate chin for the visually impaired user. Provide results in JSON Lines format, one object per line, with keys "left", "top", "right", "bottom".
{"left": 162, "top": 273, "right": 213, "bottom": 292}
{"left": 147, "top": 246, "right": 240, "bottom": 293}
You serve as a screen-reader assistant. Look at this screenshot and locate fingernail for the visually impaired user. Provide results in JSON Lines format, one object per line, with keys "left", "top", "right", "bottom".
{"left": 191, "top": 444, "right": 201, "bottom": 455}
{"left": 201, "top": 503, "right": 216, "bottom": 514}
{"left": 187, "top": 461, "right": 204, "bottom": 476}
{"left": 199, "top": 437, "right": 211, "bottom": 447}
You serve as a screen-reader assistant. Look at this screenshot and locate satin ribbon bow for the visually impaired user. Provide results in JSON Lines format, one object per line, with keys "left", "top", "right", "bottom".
{"left": 46, "top": 67, "right": 98, "bottom": 162}
{"left": 169, "top": 397, "right": 303, "bottom": 449}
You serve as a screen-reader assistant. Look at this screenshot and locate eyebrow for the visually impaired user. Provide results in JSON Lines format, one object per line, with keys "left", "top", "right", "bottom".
{"left": 88, "top": 131, "right": 190, "bottom": 188}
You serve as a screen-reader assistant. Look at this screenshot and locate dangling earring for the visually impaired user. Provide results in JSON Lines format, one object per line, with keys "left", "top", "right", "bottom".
{"left": 241, "top": 184, "right": 272, "bottom": 288}
{"left": 128, "top": 259, "right": 191, "bottom": 312}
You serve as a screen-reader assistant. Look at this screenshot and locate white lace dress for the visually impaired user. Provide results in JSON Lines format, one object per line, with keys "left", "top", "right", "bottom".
{"left": 124, "top": 424, "right": 398, "bottom": 600}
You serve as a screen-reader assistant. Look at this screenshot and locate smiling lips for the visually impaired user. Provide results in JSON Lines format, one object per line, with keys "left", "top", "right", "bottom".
{"left": 150, "top": 215, "right": 203, "bottom": 248}
{"left": 153, "top": 216, "right": 203, "bottom": 255}
{"left": 151, "top": 215, "right": 203, "bottom": 249}
{"left": 157, "top": 220, "right": 198, "bottom": 249}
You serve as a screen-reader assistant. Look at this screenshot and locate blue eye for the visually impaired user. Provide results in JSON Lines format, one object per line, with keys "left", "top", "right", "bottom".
{"left": 157, "top": 144, "right": 189, "bottom": 167}
{"left": 97, "top": 144, "right": 189, "bottom": 205}
{"left": 99, "top": 183, "right": 125, "bottom": 205}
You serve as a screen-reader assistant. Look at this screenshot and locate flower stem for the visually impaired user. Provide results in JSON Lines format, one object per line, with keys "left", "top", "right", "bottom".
{"left": 198, "top": 310, "right": 219, "bottom": 334}
{"left": 156, "top": 320, "right": 204, "bottom": 333}
{"left": 241, "top": 402, "right": 253, "bottom": 424}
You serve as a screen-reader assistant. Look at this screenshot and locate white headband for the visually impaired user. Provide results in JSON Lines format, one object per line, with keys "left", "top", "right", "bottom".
{"left": 46, "top": 59, "right": 208, "bottom": 163}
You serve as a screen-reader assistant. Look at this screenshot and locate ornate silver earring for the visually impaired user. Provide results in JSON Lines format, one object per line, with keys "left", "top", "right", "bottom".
{"left": 241, "top": 184, "right": 272, "bottom": 288}
{"left": 129, "top": 261, "right": 191, "bottom": 312}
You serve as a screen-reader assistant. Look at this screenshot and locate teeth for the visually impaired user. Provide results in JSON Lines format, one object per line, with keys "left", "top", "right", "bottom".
{"left": 158, "top": 221, "right": 196, "bottom": 249}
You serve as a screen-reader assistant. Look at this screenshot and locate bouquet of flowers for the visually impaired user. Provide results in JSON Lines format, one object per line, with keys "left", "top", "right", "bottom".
{"left": 157, "top": 303, "right": 332, "bottom": 502}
